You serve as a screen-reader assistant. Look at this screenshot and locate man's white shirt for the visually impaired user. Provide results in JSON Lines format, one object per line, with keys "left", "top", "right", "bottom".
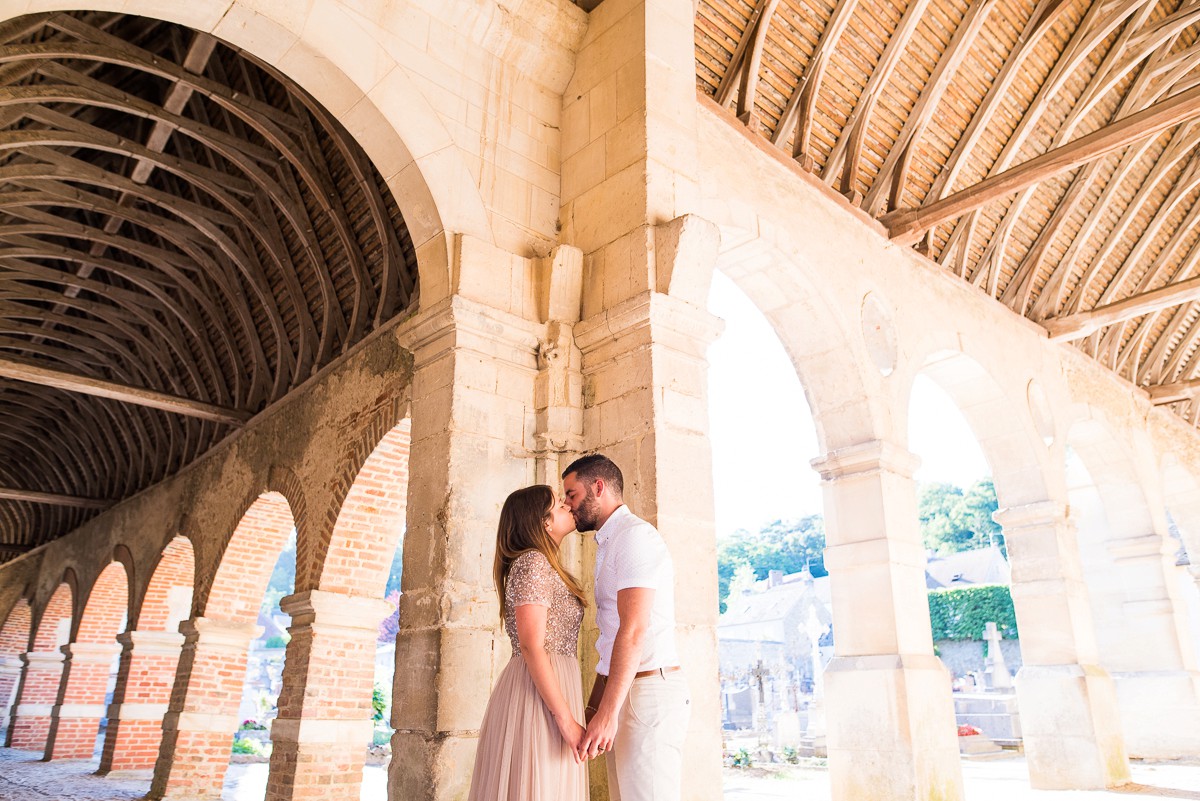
{"left": 593, "top": 504, "right": 679, "bottom": 675}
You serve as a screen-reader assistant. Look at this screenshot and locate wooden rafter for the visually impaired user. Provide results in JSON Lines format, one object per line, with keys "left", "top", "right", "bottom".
{"left": 0, "top": 487, "right": 111, "bottom": 510}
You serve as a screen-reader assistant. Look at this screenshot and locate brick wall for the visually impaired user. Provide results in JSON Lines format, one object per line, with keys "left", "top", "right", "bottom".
{"left": 9, "top": 584, "right": 72, "bottom": 751}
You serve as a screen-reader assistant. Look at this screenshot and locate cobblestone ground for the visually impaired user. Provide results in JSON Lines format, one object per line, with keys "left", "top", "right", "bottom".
{"left": 2, "top": 747, "right": 1198, "bottom": 800}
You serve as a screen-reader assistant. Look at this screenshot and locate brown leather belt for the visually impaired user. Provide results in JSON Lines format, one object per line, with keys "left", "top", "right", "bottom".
{"left": 633, "top": 665, "right": 682, "bottom": 679}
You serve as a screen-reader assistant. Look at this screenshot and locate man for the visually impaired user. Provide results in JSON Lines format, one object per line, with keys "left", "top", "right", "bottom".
{"left": 562, "top": 454, "right": 690, "bottom": 801}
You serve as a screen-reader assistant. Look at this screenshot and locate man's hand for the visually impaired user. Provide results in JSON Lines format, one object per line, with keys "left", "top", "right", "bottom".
{"left": 579, "top": 707, "right": 618, "bottom": 760}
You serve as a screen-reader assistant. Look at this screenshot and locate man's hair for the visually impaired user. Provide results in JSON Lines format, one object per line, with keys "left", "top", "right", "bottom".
{"left": 562, "top": 453, "right": 624, "bottom": 496}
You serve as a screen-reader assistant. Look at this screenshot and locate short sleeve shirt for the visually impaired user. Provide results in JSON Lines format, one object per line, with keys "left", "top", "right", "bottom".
{"left": 593, "top": 505, "right": 679, "bottom": 675}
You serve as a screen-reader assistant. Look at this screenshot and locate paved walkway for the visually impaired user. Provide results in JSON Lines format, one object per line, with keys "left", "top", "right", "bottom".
{"left": 0, "top": 747, "right": 1197, "bottom": 800}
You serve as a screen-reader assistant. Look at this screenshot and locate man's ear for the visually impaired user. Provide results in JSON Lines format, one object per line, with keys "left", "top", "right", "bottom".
{"left": 593, "top": 477, "right": 606, "bottom": 497}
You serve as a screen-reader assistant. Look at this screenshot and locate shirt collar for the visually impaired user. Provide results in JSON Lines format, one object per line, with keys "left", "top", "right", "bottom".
{"left": 595, "top": 504, "right": 630, "bottom": 547}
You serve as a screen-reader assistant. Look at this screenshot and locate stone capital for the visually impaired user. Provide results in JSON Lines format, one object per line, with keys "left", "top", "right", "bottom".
{"left": 810, "top": 440, "right": 921, "bottom": 482}
{"left": 179, "top": 617, "right": 261, "bottom": 650}
{"left": 993, "top": 501, "right": 1069, "bottom": 532}
{"left": 574, "top": 290, "right": 723, "bottom": 362}
{"left": 62, "top": 641, "right": 122, "bottom": 663}
{"left": 1107, "top": 533, "right": 1170, "bottom": 562}
{"left": 279, "top": 590, "right": 395, "bottom": 631}
{"left": 20, "top": 650, "right": 65, "bottom": 667}
{"left": 52, "top": 702, "right": 106, "bottom": 719}
{"left": 107, "top": 701, "right": 169, "bottom": 721}
{"left": 0, "top": 654, "right": 22, "bottom": 672}
{"left": 118, "top": 629, "right": 185, "bottom": 655}
{"left": 395, "top": 294, "right": 543, "bottom": 368}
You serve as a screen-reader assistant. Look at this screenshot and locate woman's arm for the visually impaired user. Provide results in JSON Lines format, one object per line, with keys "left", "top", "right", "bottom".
{"left": 515, "top": 603, "right": 584, "bottom": 761}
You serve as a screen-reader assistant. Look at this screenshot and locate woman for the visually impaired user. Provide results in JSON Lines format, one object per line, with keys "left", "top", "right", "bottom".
{"left": 467, "top": 485, "right": 589, "bottom": 801}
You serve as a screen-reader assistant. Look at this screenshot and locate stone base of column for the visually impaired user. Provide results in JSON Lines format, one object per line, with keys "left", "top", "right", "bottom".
{"left": 388, "top": 730, "right": 476, "bottom": 801}
{"left": 1015, "top": 664, "right": 1129, "bottom": 789}
{"left": 825, "top": 654, "right": 964, "bottom": 801}
{"left": 1113, "top": 670, "right": 1200, "bottom": 758}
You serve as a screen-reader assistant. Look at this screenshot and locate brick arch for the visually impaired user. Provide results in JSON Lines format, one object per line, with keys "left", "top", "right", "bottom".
{"left": 203, "top": 491, "right": 296, "bottom": 622}
{"left": 32, "top": 581, "right": 73, "bottom": 652}
{"left": 316, "top": 407, "right": 411, "bottom": 595}
{"left": 0, "top": 599, "right": 31, "bottom": 658}
{"left": 76, "top": 562, "right": 129, "bottom": 644}
{"left": 135, "top": 536, "right": 196, "bottom": 632}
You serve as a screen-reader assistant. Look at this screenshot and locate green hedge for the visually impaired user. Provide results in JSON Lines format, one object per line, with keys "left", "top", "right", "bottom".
{"left": 927, "top": 584, "right": 1018, "bottom": 641}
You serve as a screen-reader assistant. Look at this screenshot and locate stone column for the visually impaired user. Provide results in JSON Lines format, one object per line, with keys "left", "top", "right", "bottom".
{"left": 148, "top": 617, "right": 260, "bottom": 800}
{"left": 44, "top": 641, "right": 122, "bottom": 759}
{"left": 994, "top": 502, "right": 1129, "bottom": 789}
{"left": 811, "top": 440, "right": 964, "bottom": 801}
{"left": 0, "top": 654, "right": 21, "bottom": 726}
{"left": 389, "top": 294, "right": 541, "bottom": 801}
{"left": 574, "top": 289, "right": 725, "bottom": 801}
{"left": 6, "top": 650, "right": 65, "bottom": 751}
{"left": 1102, "top": 532, "right": 1200, "bottom": 757}
{"left": 266, "top": 590, "right": 394, "bottom": 801}
{"left": 98, "top": 629, "right": 185, "bottom": 774}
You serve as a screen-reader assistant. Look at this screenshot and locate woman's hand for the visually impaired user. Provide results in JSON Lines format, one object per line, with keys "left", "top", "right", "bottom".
{"left": 555, "top": 714, "right": 586, "bottom": 763}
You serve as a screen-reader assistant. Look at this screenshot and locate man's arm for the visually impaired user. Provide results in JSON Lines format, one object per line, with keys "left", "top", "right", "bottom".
{"left": 580, "top": 586, "right": 654, "bottom": 759}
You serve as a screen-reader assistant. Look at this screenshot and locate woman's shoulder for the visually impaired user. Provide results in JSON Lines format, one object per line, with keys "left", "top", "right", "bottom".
{"left": 510, "top": 548, "right": 552, "bottom": 573}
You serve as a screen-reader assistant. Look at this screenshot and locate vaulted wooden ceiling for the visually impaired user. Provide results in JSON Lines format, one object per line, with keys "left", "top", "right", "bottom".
{"left": 0, "top": 12, "right": 417, "bottom": 561}
{"left": 698, "top": 0, "right": 1200, "bottom": 415}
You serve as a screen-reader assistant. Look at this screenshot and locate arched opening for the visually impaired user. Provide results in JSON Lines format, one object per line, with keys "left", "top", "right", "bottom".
{"left": 45, "top": 561, "right": 128, "bottom": 761}
{"left": 8, "top": 581, "right": 72, "bottom": 752}
{"left": 708, "top": 268, "right": 828, "bottom": 775}
{"left": 264, "top": 416, "right": 410, "bottom": 800}
{"left": 0, "top": 599, "right": 32, "bottom": 740}
{"left": 99, "top": 536, "right": 194, "bottom": 773}
{"left": 906, "top": 353, "right": 1036, "bottom": 763}
{"left": 149, "top": 492, "right": 295, "bottom": 800}
{"left": 1067, "top": 419, "right": 1200, "bottom": 758}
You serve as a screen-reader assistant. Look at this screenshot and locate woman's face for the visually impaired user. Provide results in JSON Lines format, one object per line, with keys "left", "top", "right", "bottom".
{"left": 544, "top": 497, "right": 577, "bottom": 546}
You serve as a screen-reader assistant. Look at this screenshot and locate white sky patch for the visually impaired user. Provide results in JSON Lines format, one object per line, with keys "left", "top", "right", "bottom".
{"left": 706, "top": 271, "right": 990, "bottom": 539}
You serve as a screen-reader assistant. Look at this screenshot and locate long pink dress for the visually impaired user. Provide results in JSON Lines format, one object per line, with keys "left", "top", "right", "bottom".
{"left": 467, "top": 550, "right": 588, "bottom": 801}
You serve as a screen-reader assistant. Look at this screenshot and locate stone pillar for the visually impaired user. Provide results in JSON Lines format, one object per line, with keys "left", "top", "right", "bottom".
{"left": 98, "top": 630, "right": 185, "bottom": 774}
{"left": 44, "top": 641, "right": 122, "bottom": 760}
{"left": 266, "top": 590, "right": 393, "bottom": 801}
{"left": 389, "top": 294, "right": 541, "bottom": 801}
{"left": 6, "top": 650, "right": 65, "bottom": 752}
{"left": 994, "top": 502, "right": 1129, "bottom": 789}
{"left": 0, "top": 654, "right": 21, "bottom": 726}
{"left": 1103, "top": 532, "right": 1200, "bottom": 757}
{"left": 574, "top": 289, "right": 725, "bottom": 801}
{"left": 811, "top": 440, "right": 964, "bottom": 801}
{"left": 148, "top": 617, "right": 260, "bottom": 800}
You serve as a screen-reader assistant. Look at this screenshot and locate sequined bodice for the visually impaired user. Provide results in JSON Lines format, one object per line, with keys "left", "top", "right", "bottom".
{"left": 503, "top": 550, "right": 583, "bottom": 657}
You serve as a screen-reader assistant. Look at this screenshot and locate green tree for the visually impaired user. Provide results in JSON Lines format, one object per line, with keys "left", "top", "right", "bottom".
{"left": 917, "top": 479, "right": 1001, "bottom": 556}
{"left": 716, "top": 515, "right": 826, "bottom": 612}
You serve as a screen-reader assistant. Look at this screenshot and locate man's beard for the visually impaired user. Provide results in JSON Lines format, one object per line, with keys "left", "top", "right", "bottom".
{"left": 573, "top": 491, "right": 601, "bottom": 531}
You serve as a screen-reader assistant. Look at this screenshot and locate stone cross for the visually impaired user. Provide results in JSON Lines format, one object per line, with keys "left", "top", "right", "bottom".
{"left": 983, "top": 621, "right": 1014, "bottom": 690}
{"left": 750, "top": 659, "right": 768, "bottom": 705}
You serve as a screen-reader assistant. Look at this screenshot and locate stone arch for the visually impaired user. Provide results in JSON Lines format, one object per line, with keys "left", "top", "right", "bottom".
{"left": 32, "top": 580, "right": 74, "bottom": 653}
{"left": 4, "top": 0, "right": 494, "bottom": 302}
{"left": 317, "top": 405, "right": 411, "bottom": 595}
{"left": 203, "top": 491, "right": 297, "bottom": 622}
{"left": 898, "top": 345, "right": 1053, "bottom": 508}
{"left": 713, "top": 226, "right": 883, "bottom": 453}
{"left": 1066, "top": 414, "right": 1200, "bottom": 757}
{"left": 1161, "top": 453, "right": 1200, "bottom": 566}
{"left": 135, "top": 536, "right": 196, "bottom": 633}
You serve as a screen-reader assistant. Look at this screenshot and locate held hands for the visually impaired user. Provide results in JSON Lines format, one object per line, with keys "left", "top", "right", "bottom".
{"left": 555, "top": 714, "right": 587, "bottom": 764}
{"left": 577, "top": 708, "right": 618, "bottom": 761}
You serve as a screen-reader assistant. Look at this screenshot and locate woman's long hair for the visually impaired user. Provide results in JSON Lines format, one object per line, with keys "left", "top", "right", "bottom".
{"left": 493, "top": 485, "right": 587, "bottom": 619}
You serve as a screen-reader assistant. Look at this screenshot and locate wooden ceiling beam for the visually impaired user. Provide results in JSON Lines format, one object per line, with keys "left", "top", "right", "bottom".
{"left": 1043, "top": 273, "right": 1200, "bottom": 342}
{"left": 1147, "top": 378, "right": 1200, "bottom": 406}
{"left": 0, "top": 487, "right": 111, "bottom": 510}
{"left": 0, "top": 356, "right": 249, "bottom": 425}
{"left": 881, "top": 83, "right": 1200, "bottom": 246}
